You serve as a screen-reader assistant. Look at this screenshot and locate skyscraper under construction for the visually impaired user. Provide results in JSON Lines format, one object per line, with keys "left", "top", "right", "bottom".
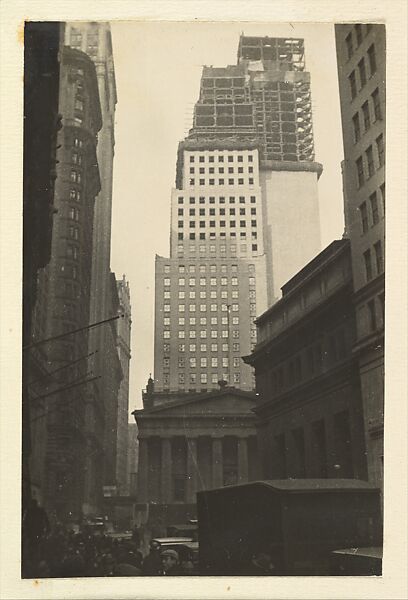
{"left": 153, "top": 35, "right": 323, "bottom": 395}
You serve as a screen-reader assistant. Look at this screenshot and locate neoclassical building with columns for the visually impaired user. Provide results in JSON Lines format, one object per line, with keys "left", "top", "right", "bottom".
{"left": 132, "top": 382, "right": 259, "bottom": 530}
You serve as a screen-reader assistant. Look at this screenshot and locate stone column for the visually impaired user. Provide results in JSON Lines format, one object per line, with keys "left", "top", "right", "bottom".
{"left": 161, "top": 437, "right": 172, "bottom": 503}
{"left": 237, "top": 437, "right": 249, "bottom": 483}
{"left": 212, "top": 437, "right": 223, "bottom": 488}
{"left": 186, "top": 437, "right": 198, "bottom": 504}
{"left": 137, "top": 437, "right": 149, "bottom": 503}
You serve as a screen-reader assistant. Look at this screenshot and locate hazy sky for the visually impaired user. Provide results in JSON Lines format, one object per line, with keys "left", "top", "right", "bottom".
{"left": 109, "top": 21, "right": 345, "bottom": 413}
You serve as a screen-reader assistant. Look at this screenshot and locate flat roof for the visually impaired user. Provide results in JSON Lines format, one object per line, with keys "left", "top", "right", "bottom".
{"left": 332, "top": 547, "right": 383, "bottom": 559}
{"left": 199, "top": 479, "right": 380, "bottom": 494}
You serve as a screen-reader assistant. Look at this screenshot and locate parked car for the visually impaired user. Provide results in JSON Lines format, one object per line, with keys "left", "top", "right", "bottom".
{"left": 166, "top": 523, "right": 198, "bottom": 540}
{"left": 81, "top": 516, "right": 106, "bottom": 536}
{"left": 151, "top": 537, "right": 199, "bottom": 574}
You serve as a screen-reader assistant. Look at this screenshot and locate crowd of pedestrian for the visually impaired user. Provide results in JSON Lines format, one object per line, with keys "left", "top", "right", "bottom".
{"left": 22, "top": 502, "right": 195, "bottom": 578}
{"left": 23, "top": 526, "right": 196, "bottom": 578}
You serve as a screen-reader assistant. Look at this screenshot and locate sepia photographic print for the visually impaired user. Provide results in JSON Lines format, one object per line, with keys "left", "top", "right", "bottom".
{"left": 0, "top": 1, "right": 407, "bottom": 599}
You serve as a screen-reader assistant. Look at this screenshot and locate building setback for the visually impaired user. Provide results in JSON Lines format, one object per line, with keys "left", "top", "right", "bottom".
{"left": 244, "top": 240, "right": 368, "bottom": 481}
{"left": 335, "top": 24, "right": 385, "bottom": 486}
{"left": 65, "top": 22, "right": 121, "bottom": 512}
{"left": 153, "top": 36, "right": 322, "bottom": 395}
{"left": 30, "top": 45, "right": 102, "bottom": 520}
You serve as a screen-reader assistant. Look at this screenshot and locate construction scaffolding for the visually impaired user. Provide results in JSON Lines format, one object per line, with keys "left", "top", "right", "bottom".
{"left": 187, "top": 36, "right": 315, "bottom": 163}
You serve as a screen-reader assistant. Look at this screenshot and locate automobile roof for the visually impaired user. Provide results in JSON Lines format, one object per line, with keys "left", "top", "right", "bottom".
{"left": 153, "top": 537, "right": 193, "bottom": 544}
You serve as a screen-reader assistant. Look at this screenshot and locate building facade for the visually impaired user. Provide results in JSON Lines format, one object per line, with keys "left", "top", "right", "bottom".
{"left": 244, "top": 240, "right": 368, "bottom": 481}
{"left": 127, "top": 422, "right": 139, "bottom": 496}
{"left": 65, "top": 22, "right": 121, "bottom": 513}
{"left": 133, "top": 385, "right": 259, "bottom": 529}
{"left": 153, "top": 36, "right": 322, "bottom": 394}
{"left": 23, "top": 21, "right": 64, "bottom": 513}
{"left": 115, "top": 275, "right": 132, "bottom": 495}
{"left": 30, "top": 45, "right": 102, "bottom": 520}
{"left": 335, "top": 24, "right": 385, "bottom": 485}
{"left": 101, "top": 274, "right": 124, "bottom": 494}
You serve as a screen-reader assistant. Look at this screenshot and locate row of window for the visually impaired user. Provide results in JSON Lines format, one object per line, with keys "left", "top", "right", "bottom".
{"left": 66, "top": 245, "right": 79, "bottom": 260}
{"left": 166, "top": 356, "right": 241, "bottom": 369}
{"left": 70, "top": 29, "right": 98, "bottom": 45}
{"left": 70, "top": 170, "right": 82, "bottom": 184}
{"left": 189, "top": 154, "right": 253, "bottom": 164}
{"left": 70, "top": 29, "right": 99, "bottom": 57}
{"left": 352, "top": 87, "right": 382, "bottom": 143}
{"left": 73, "top": 71, "right": 85, "bottom": 125}
{"left": 174, "top": 302, "right": 242, "bottom": 311}
{"left": 177, "top": 195, "right": 257, "bottom": 205}
{"left": 178, "top": 207, "right": 257, "bottom": 216}
{"left": 178, "top": 289, "right": 255, "bottom": 299}
{"left": 366, "top": 293, "right": 385, "bottom": 333}
{"left": 266, "top": 328, "right": 348, "bottom": 396}
{"left": 167, "top": 276, "right": 255, "bottom": 287}
{"left": 164, "top": 264, "right": 255, "bottom": 274}
{"left": 163, "top": 372, "right": 241, "bottom": 386}
{"left": 164, "top": 316, "right": 241, "bottom": 326}
{"left": 165, "top": 303, "right": 237, "bottom": 313}
{"left": 165, "top": 330, "right": 243, "bottom": 340}
{"left": 71, "top": 151, "right": 83, "bottom": 166}
{"left": 188, "top": 177, "right": 255, "bottom": 186}
{"left": 177, "top": 234, "right": 258, "bottom": 244}
{"left": 189, "top": 166, "right": 254, "bottom": 175}
{"left": 359, "top": 184, "right": 385, "bottom": 233}
{"left": 176, "top": 243, "right": 258, "bottom": 255}
{"left": 169, "top": 290, "right": 241, "bottom": 300}
{"left": 73, "top": 137, "right": 83, "bottom": 149}
{"left": 355, "top": 134, "right": 384, "bottom": 187}
{"left": 167, "top": 277, "right": 240, "bottom": 287}
{"left": 348, "top": 43, "right": 377, "bottom": 100}
{"left": 178, "top": 220, "right": 258, "bottom": 229}
{"left": 259, "top": 276, "right": 332, "bottom": 340}
{"left": 68, "top": 226, "right": 79, "bottom": 240}
{"left": 69, "top": 189, "right": 81, "bottom": 202}
{"left": 273, "top": 410, "right": 354, "bottom": 479}
{"left": 345, "top": 24, "right": 373, "bottom": 60}
{"left": 363, "top": 239, "right": 384, "bottom": 282}
{"left": 163, "top": 342, "right": 241, "bottom": 353}
{"left": 68, "top": 206, "right": 80, "bottom": 221}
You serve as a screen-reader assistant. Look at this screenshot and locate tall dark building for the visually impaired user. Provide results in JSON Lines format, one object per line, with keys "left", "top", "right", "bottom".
{"left": 64, "top": 23, "right": 120, "bottom": 513}
{"left": 335, "top": 24, "right": 385, "bottom": 487}
{"left": 29, "top": 44, "right": 102, "bottom": 521}
{"left": 23, "top": 21, "right": 64, "bottom": 550}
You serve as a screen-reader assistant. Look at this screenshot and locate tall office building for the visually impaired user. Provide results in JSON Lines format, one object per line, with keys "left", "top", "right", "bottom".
{"left": 115, "top": 275, "right": 132, "bottom": 495}
{"left": 335, "top": 24, "right": 385, "bottom": 486}
{"left": 153, "top": 36, "right": 322, "bottom": 394}
{"left": 65, "top": 23, "right": 121, "bottom": 512}
{"left": 30, "top": 44, "right": 102, "bottom": 520}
